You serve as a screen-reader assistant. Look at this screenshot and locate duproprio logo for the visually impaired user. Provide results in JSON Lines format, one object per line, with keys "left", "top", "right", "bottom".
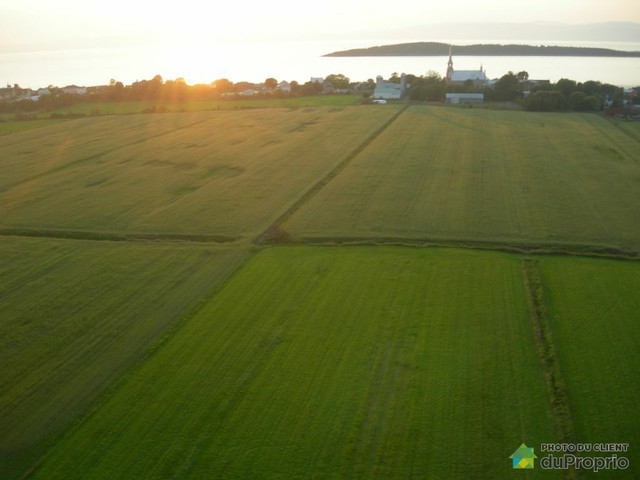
{"left": 510, "top": 443, "right": 538, "bottom": 469}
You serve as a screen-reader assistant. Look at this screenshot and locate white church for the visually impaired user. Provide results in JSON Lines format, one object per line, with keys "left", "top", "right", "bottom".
{"left": 445, "top": 46, "right": 488, "bottom": 87}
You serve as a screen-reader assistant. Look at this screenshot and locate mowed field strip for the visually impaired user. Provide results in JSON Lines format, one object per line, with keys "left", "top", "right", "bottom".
{"left": 0, "top": 237, "right": 248, "bottom": 480}
{"left": 28, "top": 247, "right": 558, "bottom": 480}
{"left": 285, "top": 106, "right": 640, "bottom": 253}
{"left": 0, "top": 106, "right": 400, "bottom": 239}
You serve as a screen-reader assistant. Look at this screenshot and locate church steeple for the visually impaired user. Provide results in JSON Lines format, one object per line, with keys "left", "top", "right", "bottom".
{"left": 446, "top": 45, "right": 454, "bottom": 84}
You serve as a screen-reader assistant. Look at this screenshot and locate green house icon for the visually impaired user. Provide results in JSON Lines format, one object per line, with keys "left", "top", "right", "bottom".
{"left": 510, "top": 443, "right": 537, "bottom": 469}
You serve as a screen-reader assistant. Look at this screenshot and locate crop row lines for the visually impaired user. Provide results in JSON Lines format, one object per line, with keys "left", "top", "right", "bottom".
{"left": 0, "top": 117, "right": 213, "bottom": 194}
{"left": 256, "top": 104, "right": 410, "bottom": 243}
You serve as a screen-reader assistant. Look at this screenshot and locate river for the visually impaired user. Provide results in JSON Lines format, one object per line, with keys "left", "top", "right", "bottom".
{"left": 2, "top": 39, "right": 639, "bottom": 89}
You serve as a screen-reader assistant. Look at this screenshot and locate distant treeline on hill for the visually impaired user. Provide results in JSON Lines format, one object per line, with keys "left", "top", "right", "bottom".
{"left": 324, "top": 42, "right": 640, "bottom": 57}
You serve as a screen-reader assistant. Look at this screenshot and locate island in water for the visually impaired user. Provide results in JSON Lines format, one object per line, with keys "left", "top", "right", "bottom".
{"left": 323, "top": 42, "right": 640, "bottom": 57}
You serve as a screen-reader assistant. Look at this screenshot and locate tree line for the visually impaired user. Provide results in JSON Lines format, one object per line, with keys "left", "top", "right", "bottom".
{"left": 0, "top": 74, "right": 360, "bottom": 115}
{"left": 405, "top": 70, "right": 635, "bottom": 111}
{"left": 1, "top": 71, "right": 637, "bottom": 116}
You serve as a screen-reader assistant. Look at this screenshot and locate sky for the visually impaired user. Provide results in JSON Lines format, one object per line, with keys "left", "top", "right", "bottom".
{"left": 2, "top": 0, "right": 640, "bottom": 52}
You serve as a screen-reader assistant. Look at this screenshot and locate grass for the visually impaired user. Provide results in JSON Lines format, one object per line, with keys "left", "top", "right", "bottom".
{"left": 44, "top": 95, "right": 363, "bottom": 116}
{"left": 2, "top": 104, "right": 638, "bottom": 479}
{"left": 541, "top": 256, "right": 640, "bottom": 478}
{"left": 0, "top": 118, "right": 68, "bottom": 135}
{"left": 0, "top": 106, "right": 399, "bottom": 238}
{"left": 285, "top": 106, "right": 640, "bottom": 252}
{"left": 29, "top": 247, "right": 557, "bottom": 480}
{"left": 0, "top": 237, "right": 248, "bottom": 480}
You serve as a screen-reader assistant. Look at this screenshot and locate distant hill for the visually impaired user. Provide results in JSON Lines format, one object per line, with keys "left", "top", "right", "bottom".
{"left": 324, "top": 42, "right": 640, "bottom": 57}
{"left": 377, "top": 22, "right": 640, "bottom": 43}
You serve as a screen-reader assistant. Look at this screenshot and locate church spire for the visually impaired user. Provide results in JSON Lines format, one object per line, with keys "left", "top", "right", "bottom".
{"left": 446, "top": 45, "right": 453, "bottom": 84}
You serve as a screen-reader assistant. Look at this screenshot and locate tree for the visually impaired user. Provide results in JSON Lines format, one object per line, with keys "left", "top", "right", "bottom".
{"left": 568, "top": 91, "right": 587, "bottom": 110}
{"left": 212, "top": 78, "right": 233, "bottom": 93}
{"left": 300, "top": 81, "right": 323, "bottom": 96}
{"left": 424, "top": 70, "right": 443, "bottom": 84}
{"left": 580, "top": 80, "right": 601, "bottom": 96}
{"left": 493, "top": 72, "right": 521, "bottom": 101}
{"left": 425, "top": 84, "right": 446, "bottom": 101}
{"left": 583, "top": 95, "right": 602, "bottom": 111}
{"left": 264, "top": 77, "right": 278, "bottom": 90}
{"left": 409, "top": 86, "right": 426, "bottom": 101}
{"left": 325, "top": 74, "right": 350, "bottom": 89}
{"left": 555, "top": 78, "right": 577, "bottom": 97}
{"left": 524, "top": 90, "right": 566, "bottom": 111}
{"left": 517, "top": 71, "right": 529, "bottom": 80}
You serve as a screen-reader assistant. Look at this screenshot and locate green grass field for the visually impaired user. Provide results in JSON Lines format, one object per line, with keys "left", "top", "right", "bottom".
{"left": 45, "top": 95, "right": 362, "bottom": 116}
{"left": 285, "top": 106, "right": 640, "bottom": 252}
{"left": 0, "top": 237, "right": 247, "bottom": 479}
{"left": 27, "top": 247, "right": 558, "bottom": 480}
{"left": 0, "top": 106, "right": 399, "bottom": 238}
{"left": 542, "top": 257, "right": 640, "bottom": 478}
{"left": 2, "top": 105, "right": 638, "bottom": 479}
{"left": 0, "top": 118, "right": 69, "bottom": 136}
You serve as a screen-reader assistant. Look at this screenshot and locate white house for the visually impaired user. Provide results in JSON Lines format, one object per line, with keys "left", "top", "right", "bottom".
{"left": 61, "top": 85, "right": 86, "bottom": 95}
{"left": 277, "top": 81, "right": 291, "bottom": 92}
{"left": 310, "top": 77, "right": 323, "bottom": 84}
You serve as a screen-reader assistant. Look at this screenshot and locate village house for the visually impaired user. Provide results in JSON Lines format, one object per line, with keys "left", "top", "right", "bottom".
{"left": 277, "top": 81, "right": 291, "bottom": 92}
{"left": 0, "top": 87, "right": 16, "bottom": 100}
{"left": 61, "top": 85, "right": 87, "bottom": 95}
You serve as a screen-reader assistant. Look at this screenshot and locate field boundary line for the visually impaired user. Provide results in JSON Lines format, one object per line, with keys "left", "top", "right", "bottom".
{"left": 0, "top": 228, "right": 239, "bottom": 244}
{"left": 521, "top": 259, "right": 577, "bottom": 480}
{"left": 19, "top": 247, "right": 252, "bottom": 480}
{"left": 255, "top": 104, "right": 410, "bottom": 243}
{"left": 264, "top": 235, "right": 639, "bottom": 261}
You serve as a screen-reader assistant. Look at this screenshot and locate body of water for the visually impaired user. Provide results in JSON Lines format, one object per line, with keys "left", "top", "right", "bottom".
{"left": 2, "top": 39, "right": 640, "bottom": 89}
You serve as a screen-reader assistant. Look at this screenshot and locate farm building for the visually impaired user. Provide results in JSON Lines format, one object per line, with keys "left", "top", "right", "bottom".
{"left": 61, "top": 85, "right": 87, "bottom": 95}
{"left": 238, "top": 89, "right": 260, "bottom": 96}
{"left": 445, "top": 46, "right": 488, "bottom": 87}
{"left": 373, "top": 73, "right": 408, "bottom": 99}
{"left": 446, "top": 93, "right": 484, "bottom": 104}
